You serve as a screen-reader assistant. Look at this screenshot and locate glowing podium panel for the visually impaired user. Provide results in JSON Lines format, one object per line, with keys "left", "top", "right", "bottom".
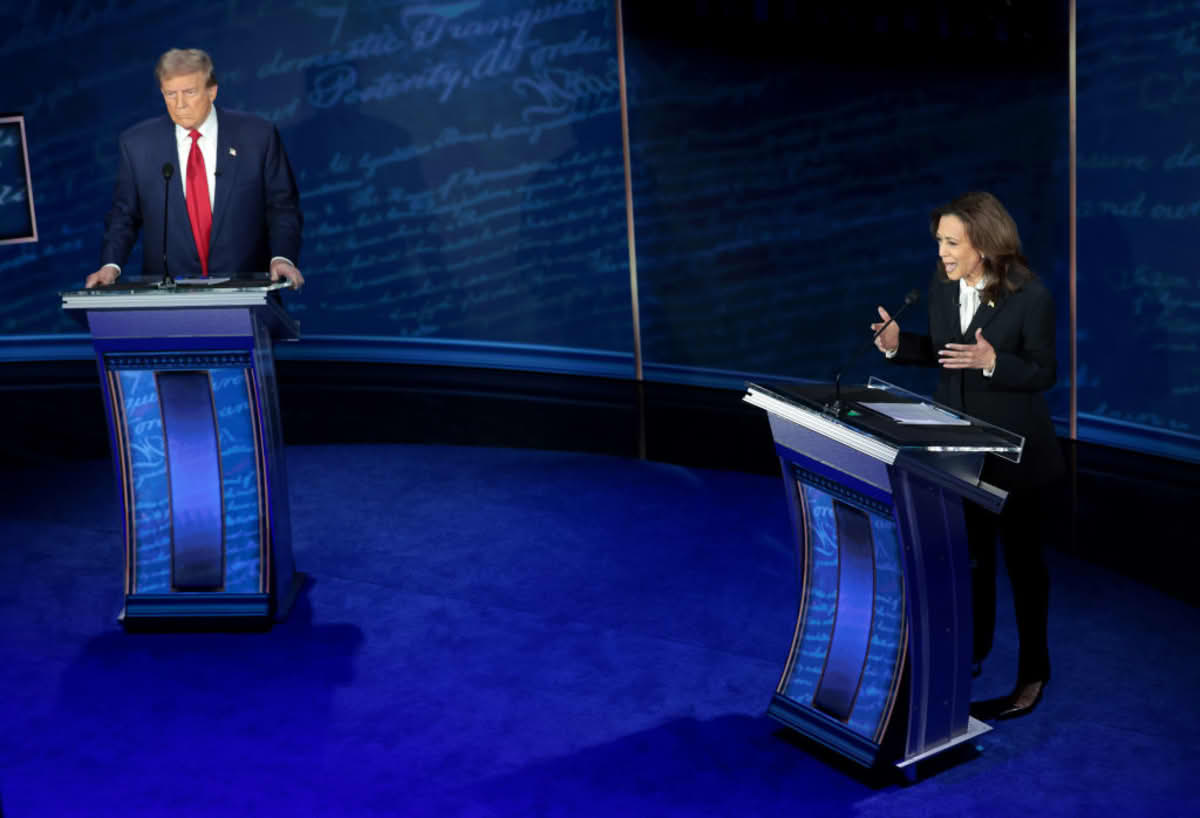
{"left": 745, "top": 379, "right": 1023, "bottom": 770}
{"left": 63, "top": 282, "right": 302, "bottom": 625}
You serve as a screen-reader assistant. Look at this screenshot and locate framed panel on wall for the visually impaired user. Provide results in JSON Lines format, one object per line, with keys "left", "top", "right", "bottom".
{"left": 0, "top": 114, "right": 38, "bottom": 245}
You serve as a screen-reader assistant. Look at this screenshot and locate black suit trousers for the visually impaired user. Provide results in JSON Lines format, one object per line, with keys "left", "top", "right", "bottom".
{"left": 964, "top": 487, "right": 1054, "bottom": 684}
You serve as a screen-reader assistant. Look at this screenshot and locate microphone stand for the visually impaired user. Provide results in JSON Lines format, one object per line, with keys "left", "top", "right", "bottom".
{"left": 158, "top": 163, "right": 176, "bottom": 289}
{"left": 826, "top": 289, "right": 921, "bottom": 417}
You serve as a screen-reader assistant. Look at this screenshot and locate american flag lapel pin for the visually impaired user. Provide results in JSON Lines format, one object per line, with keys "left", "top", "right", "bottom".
{"left": 229, "top": 147, "right": 237, "bottom": 157}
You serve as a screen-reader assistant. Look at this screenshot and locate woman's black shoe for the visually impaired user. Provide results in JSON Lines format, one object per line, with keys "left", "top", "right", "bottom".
{"left": 995, "top": 680, "right": 1046, "bottom": 720}
{"left": 970, "top": 680, "right": 1046, "bottom": 721}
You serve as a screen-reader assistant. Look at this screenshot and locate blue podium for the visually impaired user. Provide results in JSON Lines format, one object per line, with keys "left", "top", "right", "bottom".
{"left": 62, "top": 282, "right": 303, "bottom": 625}
{"left": 744, "top": 379, "right": 1023, "bottom": 771}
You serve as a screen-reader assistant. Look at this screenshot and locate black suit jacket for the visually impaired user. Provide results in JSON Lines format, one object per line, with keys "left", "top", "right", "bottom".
{"left": 893, "top": 274, "right": 1065, "bottom": 490}
{"left": 100, "top": 108, "right": 302, "bottom": 277}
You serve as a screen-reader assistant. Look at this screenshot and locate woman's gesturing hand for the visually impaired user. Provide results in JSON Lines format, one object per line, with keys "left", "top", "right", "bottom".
{"left": 938, "top": 329, "right": 997, "bottom": 370}
{"left": 871, "top": 306, "right": 900, "bottom": 354}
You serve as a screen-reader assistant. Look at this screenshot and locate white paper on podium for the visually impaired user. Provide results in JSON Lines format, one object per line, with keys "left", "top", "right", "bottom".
{"left": 859, "top": 402, "right": 972, "bottom": 426}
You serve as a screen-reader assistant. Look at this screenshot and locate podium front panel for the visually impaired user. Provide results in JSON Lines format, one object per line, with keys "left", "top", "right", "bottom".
{"left": 107, "top": 353, "right": 266, "bottom": 596}
{"left": 770, "top": 459, "right": 907, "bottom": 765}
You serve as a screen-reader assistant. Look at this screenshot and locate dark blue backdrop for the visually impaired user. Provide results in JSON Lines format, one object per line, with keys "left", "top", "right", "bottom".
{"left": 0, "top": 1, "right": 1197, "bottom": 462}
{"left": 1076, "top": 2, "right": 1200, "bottom": 459}
{"left": 623, "top": 5, "right": 1069, "bottom": 407}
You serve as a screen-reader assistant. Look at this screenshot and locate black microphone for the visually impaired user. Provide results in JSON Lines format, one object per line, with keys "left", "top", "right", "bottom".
{"left": 828, "top": 289, "right": 921, "bottom": 415}
{"left": 159, "top": 163, "right": 175, "bottom": 288}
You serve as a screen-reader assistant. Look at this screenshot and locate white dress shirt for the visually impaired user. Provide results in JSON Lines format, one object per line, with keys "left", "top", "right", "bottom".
{"left": 176, "top": 105, "right": 218, "bottom": 211}
{"left": 959, "top": 277, "right": 984, "bottom": 333}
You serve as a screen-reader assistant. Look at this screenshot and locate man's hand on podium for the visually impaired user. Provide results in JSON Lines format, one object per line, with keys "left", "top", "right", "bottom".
{"left": 270, "top": 258, "right": 305, "bottom": 290}
{"left": 85, "top": 265, "right": 120, "bottom": 289}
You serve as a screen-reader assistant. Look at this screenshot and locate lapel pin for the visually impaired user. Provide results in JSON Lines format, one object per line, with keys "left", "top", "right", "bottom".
{"left": 229, "top": 147, "right": 237, "bottom": 156}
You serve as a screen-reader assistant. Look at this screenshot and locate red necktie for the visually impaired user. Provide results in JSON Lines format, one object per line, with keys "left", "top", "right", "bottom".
{"left": 186, "top": 129, "right": 212, "bottom": 277}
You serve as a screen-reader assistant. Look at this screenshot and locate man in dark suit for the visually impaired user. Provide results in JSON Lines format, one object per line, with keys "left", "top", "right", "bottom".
{"left": 872, "top": 191, "right": 1064, "bottom": 721}
{"left": 86, "top": 48, "right": 303, "bottom": 288}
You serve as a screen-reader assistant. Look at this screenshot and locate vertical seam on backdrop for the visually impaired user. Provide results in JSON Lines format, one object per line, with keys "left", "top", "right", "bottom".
{"left": 615, "top": 0, "right": 642, "bottom": 383}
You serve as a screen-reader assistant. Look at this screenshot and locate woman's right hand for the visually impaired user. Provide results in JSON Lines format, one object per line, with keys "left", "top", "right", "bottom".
{"left": 871, "top": 306, "right": 900, "bottom": 354}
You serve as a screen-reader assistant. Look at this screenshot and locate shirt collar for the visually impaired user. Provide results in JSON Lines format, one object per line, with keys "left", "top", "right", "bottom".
{"left": 959, "top": 275, "right": 988, "bottom": 295}
{"left": 175, "top": 105, "right": 218, "bottom": 144}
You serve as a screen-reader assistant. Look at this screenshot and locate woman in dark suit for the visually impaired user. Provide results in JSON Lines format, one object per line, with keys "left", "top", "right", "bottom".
{"left": 872, "top": 191, "right": 1064, "bottom": 720}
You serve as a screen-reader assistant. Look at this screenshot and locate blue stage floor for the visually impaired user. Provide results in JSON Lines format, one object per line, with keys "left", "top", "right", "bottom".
{"left": 2, "top": 445, "right": 1197, "bottom": 816}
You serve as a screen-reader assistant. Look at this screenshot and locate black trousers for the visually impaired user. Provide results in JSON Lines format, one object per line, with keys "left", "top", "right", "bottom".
{"left": 964, "top": 488, "right": 1052, "bottom": 684}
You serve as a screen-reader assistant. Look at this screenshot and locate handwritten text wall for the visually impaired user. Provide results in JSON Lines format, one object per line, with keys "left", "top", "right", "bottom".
{"left": 0, "top": 0, "right": 632, "bottom": 351}
{"left": 1077, "top": 1, "right": 1200, "bottom": 447}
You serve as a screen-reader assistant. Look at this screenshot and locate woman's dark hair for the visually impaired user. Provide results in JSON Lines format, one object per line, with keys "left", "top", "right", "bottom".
{"left": 930, "top": 191, "right": 1034, "bottom": 303}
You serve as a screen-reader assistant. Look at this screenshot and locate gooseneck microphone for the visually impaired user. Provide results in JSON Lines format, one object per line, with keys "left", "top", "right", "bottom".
{"left": 158, "top": 163, "right": 175, "bottom": 288}
{"left": 828, "top": 288, "right": 921, "bottom": 416}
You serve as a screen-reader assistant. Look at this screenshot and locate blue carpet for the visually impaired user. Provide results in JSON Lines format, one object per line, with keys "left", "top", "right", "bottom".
{"left": 1, "top": 444, "right": 1197, "bottom": 816}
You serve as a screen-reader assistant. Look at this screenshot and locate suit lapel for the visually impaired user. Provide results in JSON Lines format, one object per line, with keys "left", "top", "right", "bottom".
{"left": 210, "top": 108, "right": 240, "bottom": 252}
{"left": 963, "top": 288, "right": 1008, "bottom": 340}
{"left": 162, "top": 118, "right": 195, "bottom": 265}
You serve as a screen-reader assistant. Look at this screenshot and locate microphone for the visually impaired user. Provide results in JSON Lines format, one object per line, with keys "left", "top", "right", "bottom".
{"left": 828, "top": 289, "right": 921, "bottom": 416}
{"left": 158, "top": 163, "right": 175, "bottom": 288}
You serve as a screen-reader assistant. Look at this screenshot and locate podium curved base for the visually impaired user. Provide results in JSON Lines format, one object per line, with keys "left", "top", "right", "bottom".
{"left": 118, "top": 572, "right": 307, "bottom": 630}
